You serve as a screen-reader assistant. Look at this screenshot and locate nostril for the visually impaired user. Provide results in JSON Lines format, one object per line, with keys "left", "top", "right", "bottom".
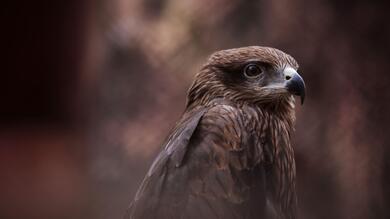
{"left": 285, "top": 75, "right": 291, "bottom": 80}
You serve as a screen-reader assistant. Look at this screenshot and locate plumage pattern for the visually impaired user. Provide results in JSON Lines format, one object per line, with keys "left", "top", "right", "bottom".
{"left": 126, "top": 46, "right": 305, "bottom": 219}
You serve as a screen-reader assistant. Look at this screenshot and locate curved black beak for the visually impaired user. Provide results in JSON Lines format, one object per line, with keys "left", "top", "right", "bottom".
{"left": 284, "top": 67, "right": 306, "bottom": 104}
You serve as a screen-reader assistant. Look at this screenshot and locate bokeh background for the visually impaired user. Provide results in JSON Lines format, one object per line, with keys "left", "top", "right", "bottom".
{"left": 2, "top": 0, "right": 390, "bottom": 218}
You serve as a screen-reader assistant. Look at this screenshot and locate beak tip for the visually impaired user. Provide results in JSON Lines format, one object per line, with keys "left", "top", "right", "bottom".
{"left": 300, "top": 88, "right": 306, "bottom": 105}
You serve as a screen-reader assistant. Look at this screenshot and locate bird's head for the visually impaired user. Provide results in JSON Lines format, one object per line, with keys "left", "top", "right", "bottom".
{"left": 187, "top": 46, "right": 305, "bottom": 111}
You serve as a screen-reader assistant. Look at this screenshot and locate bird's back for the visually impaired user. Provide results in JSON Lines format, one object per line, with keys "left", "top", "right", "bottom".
{"left": 126, "top": 102, "right": 270, "bottom": 219}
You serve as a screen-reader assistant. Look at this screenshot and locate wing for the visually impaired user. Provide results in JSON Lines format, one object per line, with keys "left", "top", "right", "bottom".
{"left": 126, "top": 104, "right": 266, "bottom": 219}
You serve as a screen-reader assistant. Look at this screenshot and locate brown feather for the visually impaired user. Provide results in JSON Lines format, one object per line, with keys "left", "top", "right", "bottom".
{"left": 126, "top": 46, "right": 301, "bottom": 219}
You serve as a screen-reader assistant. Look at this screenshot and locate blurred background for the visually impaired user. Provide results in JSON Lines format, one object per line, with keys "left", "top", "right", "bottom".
{"left": 2, "top": 0, "right": 390, "bottom": 218}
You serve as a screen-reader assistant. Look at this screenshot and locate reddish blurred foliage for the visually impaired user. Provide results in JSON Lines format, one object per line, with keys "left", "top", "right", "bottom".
{"left": 2, "top": 0, "right": 390, "bottom": 219}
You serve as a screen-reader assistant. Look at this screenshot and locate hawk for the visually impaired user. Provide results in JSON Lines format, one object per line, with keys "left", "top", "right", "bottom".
{"left": 126, "top": 46, "right": 305, "bottom": 219}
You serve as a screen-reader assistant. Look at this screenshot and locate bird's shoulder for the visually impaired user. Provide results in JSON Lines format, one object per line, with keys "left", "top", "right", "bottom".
{"left": 164, "top": 101, "right": 259, "bottom": 167}
{"left": 194, "top": 103, "right": 245, "bottom": 147}
{"left": 191, "top": 102, "right": 264, "bottom": 166}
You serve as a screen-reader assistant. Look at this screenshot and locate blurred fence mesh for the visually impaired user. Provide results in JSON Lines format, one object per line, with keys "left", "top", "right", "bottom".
{"left": 2, "top": 0, "right": 390, "bottom": 219}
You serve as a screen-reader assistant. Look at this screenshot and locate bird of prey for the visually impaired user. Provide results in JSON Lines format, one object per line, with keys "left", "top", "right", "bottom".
{"left": 126, "top": 46, "right": 305, "bottom": 219}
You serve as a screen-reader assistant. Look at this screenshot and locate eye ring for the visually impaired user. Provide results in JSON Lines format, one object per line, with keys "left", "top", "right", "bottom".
{"left": 243, "top": 64, "right": 263, "bottom": 78}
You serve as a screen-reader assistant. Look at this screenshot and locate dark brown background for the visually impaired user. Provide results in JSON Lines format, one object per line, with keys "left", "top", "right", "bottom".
{"left": 1, "top": 0, "right": 390, "bottom": 218}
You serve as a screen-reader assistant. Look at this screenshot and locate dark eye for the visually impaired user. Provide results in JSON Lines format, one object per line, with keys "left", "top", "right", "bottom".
{"left": 243, "top": 64, "right": 262, "bottom": 78}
